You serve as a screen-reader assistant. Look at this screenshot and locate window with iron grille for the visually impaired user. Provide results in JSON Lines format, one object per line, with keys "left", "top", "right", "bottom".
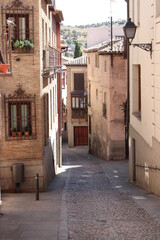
{"left": 4, "top": 85, "right": 36, "bottom": 140}
{"left": 2, "top": 0, "right": 34, "bottom": 53}
{"left": 71, "top": 95, "right": 87, "bottom": 119}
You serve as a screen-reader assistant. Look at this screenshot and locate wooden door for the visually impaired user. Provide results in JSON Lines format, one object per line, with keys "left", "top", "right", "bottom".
{"left": 74, "top": 126, "right": 88, "bottom": 146}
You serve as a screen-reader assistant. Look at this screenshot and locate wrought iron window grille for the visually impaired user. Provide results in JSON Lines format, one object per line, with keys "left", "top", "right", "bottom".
{"left": 1, "top": 0, "right": 34, "bottom": 54}
{"left": 4, "top": 84, "right": 36, "bottom": 141}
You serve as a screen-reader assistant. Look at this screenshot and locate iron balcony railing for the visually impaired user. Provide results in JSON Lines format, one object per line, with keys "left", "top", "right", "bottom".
{"left": 43, "top": 46, "right": 61, "bottom": 72}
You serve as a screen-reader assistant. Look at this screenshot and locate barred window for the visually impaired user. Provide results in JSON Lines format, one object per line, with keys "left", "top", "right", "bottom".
{"left": 4, "top": 85, "right": 36, "bottom": 140}
{"left": 2, "top": 0, "right": 34, "bottom": 53}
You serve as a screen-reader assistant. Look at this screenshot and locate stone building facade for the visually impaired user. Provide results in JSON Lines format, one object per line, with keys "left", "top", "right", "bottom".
{"left": 66, "top": 56, "right": 88, "bottom": 147}
{"left": 129, "top": 0, "right": 160, "bottom": 196}
{"left": 86, "top": 39, "right": 127, "bottom": 160}
{"left": 0, "top": 0, "right": 63, "bottom": 192}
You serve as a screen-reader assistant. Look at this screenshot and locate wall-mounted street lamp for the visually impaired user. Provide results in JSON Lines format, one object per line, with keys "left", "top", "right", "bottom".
{"left": 123, "top": 18, "right": 152, "bottom": 56}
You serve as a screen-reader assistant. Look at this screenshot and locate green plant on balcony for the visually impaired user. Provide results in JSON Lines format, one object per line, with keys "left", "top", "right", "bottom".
{"left": 13, "top": 39, "right": 34, "bottom": 52}
{"left": 23, "top": 40, "right": 34, "bottom": 50}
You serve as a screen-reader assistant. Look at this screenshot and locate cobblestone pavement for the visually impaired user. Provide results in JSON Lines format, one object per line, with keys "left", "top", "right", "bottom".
{"left": 60, "top": 146, "right": 160, "bottom": 240}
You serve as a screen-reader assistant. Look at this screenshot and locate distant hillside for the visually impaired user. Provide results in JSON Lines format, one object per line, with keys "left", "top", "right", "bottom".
{"left": 60, "top": 20, "right": 126, "bottom": 57}
{"left": 60, "top": 20, "right": 126, "bottom": 45}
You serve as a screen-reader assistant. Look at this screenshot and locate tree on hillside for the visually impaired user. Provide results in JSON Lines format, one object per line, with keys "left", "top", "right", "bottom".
{"left": 74, "top": 41, "right": 82, "bottom": 58}
{"left": 66, "top": 39, "right": 72, "bottom": 45}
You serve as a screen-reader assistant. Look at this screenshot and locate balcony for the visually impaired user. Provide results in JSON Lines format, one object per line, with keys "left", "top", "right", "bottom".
{"left": 43, "top": 46, "right": 61, "bottom": 75}
{"left": 71, "top": 93, "right": 88, "bottom": 119}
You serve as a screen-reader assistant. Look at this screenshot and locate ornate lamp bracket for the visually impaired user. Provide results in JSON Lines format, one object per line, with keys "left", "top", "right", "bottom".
{"left": 131, "top": 42, "right": 152, "bottom": 57}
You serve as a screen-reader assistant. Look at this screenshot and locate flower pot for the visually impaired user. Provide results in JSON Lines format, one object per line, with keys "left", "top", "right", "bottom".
{"left": 12, "top": 132, "right": 16, "bottom": 137}
{"left": 0, "top": 64, "right": 9, "bottom": 73}
{"left": 24, "top": 131, "right": 29, "bottom": 136}
{"left": 17, "top": 132, "right": 22, "bottom": 137}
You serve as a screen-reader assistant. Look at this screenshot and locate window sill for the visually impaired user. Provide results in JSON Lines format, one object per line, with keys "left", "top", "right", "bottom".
{"left": 132, "top": 112, "right": 141, "bottom": 121}
{"left": 6, "top": 135, "right": 36, "bottom": 141}
{"left": 12, "top": 49, "right": 34, "bottom": 54}
{"left": 0, "top": 72, "right": 12, "bottom": 77}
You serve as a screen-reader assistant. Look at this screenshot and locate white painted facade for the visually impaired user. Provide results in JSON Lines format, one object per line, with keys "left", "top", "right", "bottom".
{"left": 129, "top": 0, "right": 160, "bottom": 195}
{"left": 87, "top": 26, "right": 124, "bottom": 48}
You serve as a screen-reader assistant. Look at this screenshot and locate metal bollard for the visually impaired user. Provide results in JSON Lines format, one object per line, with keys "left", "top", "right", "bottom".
{"left": 35, "top": 173, "right": 39, "bottom": 201}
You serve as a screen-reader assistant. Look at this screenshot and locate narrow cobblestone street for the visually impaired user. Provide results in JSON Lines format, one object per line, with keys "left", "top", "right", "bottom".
{"left": 1, "top": 145, "right": 160, "bottom": 240}
{"left": 60, "top": 145, "right": 160, "bottom": 240}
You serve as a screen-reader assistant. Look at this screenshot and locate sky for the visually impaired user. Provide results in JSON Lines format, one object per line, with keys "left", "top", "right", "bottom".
{"left": 56, "top": 0, "right": 127, "bottom": 26}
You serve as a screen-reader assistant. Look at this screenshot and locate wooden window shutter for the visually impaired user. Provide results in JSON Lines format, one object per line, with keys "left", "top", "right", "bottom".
{"left": 74, "top": 73, "right": 84, "bottom": 90}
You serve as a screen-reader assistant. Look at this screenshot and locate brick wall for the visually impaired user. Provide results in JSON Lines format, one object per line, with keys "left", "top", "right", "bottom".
{"left": 0, "top": 0, "right": 58, "bottom": 192}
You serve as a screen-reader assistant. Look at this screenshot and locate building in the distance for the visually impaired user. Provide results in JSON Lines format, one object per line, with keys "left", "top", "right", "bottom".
{"left": 85, "top": 38, "right": 127, "bottom": 160}
{"left": 66, "top": 56, "right": 88, "bottom": 147}
{"left": 87, "top": 25, "right": 124, "bottom": 48}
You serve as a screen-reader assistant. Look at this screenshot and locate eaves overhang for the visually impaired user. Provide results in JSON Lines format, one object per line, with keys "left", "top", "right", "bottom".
{"left": 52, "top": 10, "right": 64, "bottom": 22}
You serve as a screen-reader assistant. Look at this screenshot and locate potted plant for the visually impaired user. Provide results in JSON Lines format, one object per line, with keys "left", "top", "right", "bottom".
{"left": 24, "top": 40, "right": 34, "bottom": 52}
{"left": 13, "top": 40, "right": 20, "bottom": 49}
{"left": 11, "top": 128, "right": 17, "bottom": 137}
{"left": 13, "top": 39, "right": 34, "bottom": 52}
{"left": 17, "top": 127, "right": 22, "bottom": 137}
{"left": 0, "top": 63, "right": 9, "bottom": 73}
{"left": 24, "top": 126, "right": 29, "bottom": 136}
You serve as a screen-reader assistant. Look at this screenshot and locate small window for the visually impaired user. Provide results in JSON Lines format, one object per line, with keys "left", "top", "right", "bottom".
{"left": 88, "top": 56, "right": 90, "bottom": 64}
{"left": 102, "top": 92, "right": 107, "bottom": 118}
{"left": 96, "top": 89, "right": 98, "bottom": 99}
{"left": 95, "top": 54, "right": 99, "bottom": 68}
{"left": 104, "top": 60, "right": 107, "bottom": 72}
